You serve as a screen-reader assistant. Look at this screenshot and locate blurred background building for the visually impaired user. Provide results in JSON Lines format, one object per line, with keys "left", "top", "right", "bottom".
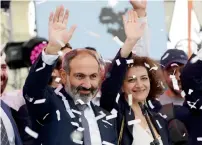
{"left": 1, "top": 0, "right": 36, "bottom": 91}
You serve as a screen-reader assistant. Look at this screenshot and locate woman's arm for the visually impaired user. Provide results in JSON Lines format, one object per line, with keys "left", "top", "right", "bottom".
{"left": 100, "top": 10, "right": 146, "bottom": 111}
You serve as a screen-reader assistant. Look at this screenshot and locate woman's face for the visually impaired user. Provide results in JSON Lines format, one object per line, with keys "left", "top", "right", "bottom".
{"left": 122, "top": 66, "right": 150, "bottom": 102}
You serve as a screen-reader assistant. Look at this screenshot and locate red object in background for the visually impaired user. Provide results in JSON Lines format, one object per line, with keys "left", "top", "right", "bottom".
{"left": 30, "top": 41, "right": 48, "bottom": 64}
{"left": 4, "top": 37, "right": 48, "bottom": 69}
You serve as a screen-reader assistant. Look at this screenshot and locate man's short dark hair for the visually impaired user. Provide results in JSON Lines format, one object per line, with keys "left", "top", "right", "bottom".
{"left": 62, "top": 49, "right": 100, "bottom": 74}
{"left": 85, "top": 47, "right": 97, "bottom": 52}
{"left": 61, "top": 43, "right": 72, "bottom": 50}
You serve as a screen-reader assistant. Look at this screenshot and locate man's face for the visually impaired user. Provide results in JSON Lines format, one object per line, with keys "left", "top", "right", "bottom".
{"left": 163, "top": 63, "right": 185, "bottom": 96}
{"left": 65, "top": 54, "right": 100, "bottom": 103}
{"left": 1, "top": 57, "right": 8, "bottom": 94}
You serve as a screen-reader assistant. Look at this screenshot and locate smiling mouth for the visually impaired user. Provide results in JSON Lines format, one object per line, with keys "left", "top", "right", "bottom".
{"left": 133, "top": 90, "right": 146, "bottom": 93}
{"left": 79, "top": 90, "right": 91, "bottom": 94}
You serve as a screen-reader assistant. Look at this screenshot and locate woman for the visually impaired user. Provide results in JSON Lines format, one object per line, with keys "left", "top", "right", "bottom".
{"left": 100, "top": 54, "right": 171, "bottom": 145}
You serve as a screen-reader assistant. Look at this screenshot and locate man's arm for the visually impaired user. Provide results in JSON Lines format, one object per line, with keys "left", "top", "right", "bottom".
{"left": 23, "top": 5, "right": 76, "bottom": 120}
{"left": 23, "top": 52, "right": 58, "bottom": 119}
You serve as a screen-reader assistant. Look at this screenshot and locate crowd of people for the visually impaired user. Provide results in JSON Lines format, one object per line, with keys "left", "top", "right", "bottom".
{"left": 1, "top": 1, "right": 202, "bottom": 145}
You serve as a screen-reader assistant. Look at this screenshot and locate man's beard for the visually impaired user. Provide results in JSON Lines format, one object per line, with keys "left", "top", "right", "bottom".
{"left": 65, "top": 84, "right": 98, "bottom": 103}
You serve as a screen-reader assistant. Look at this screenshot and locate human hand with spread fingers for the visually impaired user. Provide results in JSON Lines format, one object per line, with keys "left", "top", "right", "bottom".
{"left": 121, "top": 10, "right": 146, "bottom": 58}
{"left": 46, "top": 5, "right": 76, "bottom": 55}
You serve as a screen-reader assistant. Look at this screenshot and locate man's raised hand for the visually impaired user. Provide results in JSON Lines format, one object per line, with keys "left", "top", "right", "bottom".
{"left": 46, "top": 5, "right": 76, "bottom": 55}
